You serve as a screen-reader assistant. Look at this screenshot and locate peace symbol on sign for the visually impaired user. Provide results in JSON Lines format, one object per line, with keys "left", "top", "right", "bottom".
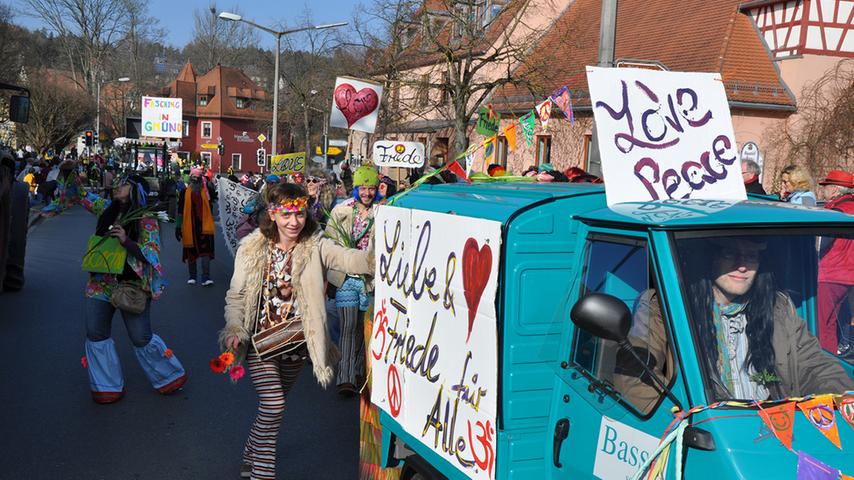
{"left": 388, "top": 364, "right": 402, "bottom": 418}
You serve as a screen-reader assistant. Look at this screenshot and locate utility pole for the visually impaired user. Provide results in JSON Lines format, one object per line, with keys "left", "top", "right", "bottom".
{"left": 587, "top": 0, "right": 618, "bottom": 177}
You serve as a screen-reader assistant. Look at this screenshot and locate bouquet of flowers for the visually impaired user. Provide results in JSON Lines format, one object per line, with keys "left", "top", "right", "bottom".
{"left": 209, "top": 351, "right": 245, "bottom": 383}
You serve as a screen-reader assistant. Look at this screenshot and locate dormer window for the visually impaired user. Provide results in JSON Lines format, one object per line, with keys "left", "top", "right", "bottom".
{"left": 234, "top": 97, "right": 250, "bottom": 109}
{"left": 198, "top": 95, "right": 209, "bottom": 106}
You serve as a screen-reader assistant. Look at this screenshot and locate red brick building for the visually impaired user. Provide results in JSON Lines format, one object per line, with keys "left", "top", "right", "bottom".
{"left": 157, "top": 63, "right": 290, "bottom": 174}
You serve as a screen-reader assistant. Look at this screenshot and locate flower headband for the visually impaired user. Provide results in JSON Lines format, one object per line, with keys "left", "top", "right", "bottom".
{"left": 267, "top": 196, "right": 308, "bottom": 214}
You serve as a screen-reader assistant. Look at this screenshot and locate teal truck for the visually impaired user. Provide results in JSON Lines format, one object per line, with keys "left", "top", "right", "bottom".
{"left": 369, "top": 181, "right": 854, "bottom": 480}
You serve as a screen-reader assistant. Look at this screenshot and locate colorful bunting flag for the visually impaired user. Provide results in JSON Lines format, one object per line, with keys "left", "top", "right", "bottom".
{"left": 476, "top": 105, "right": 501, "bottom": 136}
{"left": 536, "top": 99, "right": 553, "bottom": 130}
{"left": 519, "top": 111, "right": 536, "bottom": 147}
{"left": 796, "top": 451, "right": 840, "bottom": 480}
{"left": 446, "top": 160, "right": 471, "bottom": 184}
{"left": 465, "top": 153, "right": 474, "bottom": 178}
{"left": 757, "top": 402, "right": 796, "bottom": 450}
{"left": 551, "top": 86, "right": 575, "bottom": 125}
{"left": 837, "top": 395, "right": 854, "bottom": 431}
{"left": 798, "top": 395, "right": 842, "bottom": 449}
{"left": 504, "top": 124, "right": 517, "bottom": 152}
{"left": 841, "top": 474, "right": 854, "bottom": 480}
{"left": 483, "top": 135, "right": 496, "bottom": 164}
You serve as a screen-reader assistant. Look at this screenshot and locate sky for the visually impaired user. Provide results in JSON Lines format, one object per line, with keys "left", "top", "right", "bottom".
{"left": 12, "top": 0, "right": 366, "bottom": 50}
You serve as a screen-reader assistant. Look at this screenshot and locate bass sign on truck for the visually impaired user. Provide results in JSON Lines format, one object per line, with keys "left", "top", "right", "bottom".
{"left": 368, "top": 68, "right": 854, "bottom": 479}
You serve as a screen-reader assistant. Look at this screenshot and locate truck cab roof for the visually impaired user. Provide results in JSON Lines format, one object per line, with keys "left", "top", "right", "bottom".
{"left": 395, "top": 182, "right": 853, "bottom": 229}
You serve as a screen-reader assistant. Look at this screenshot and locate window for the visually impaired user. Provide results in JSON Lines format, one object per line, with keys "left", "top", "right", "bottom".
{"left": 200, "top": 152, "right": 212, "bottom": 166}
{"left": 234, "top": 97, "right": 249, "bottom": 109}
{"left": 671, "top": 229, "right": 854, "bottom": 402}
{"left": 198, "top": 95, "right": 209, "bottom": 106}
{"left": 182, "top": 121, "right": 190, "bottom": 138}
{"left": 231, "top": 153, "right": 241, "bottom": 170}
{"left": 496, "top": 136, "right": 508, "bottom": 167}
{"left": 201, "top": 121, "right": 212, "bottom": 139}
{"left": 572, "top": 235, "right": 671, "bottom": 415}
{"left": 536, "top": 135, "right": 551, "bottom": 165}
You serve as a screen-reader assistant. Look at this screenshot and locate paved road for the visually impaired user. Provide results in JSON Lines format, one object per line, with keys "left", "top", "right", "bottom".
{"left": 0, "top": 205, "right": 359, "bottom": 480}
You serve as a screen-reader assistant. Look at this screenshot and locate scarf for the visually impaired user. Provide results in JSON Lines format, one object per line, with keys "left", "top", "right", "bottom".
{"left": 712, "top": 301, "right": 768, "bottom": 399}
{"left": 182, "top": 179, "right": 215, "bottom": 248}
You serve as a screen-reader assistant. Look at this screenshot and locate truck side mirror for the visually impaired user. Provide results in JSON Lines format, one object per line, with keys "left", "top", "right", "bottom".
{"left": 570, "top": 293, "right": 631, "bottom": 343}
{"left": 9, "top": 95, "right": 29, "bottom": 123}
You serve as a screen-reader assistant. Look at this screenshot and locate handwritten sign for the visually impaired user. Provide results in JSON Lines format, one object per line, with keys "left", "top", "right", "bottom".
{"left": 371, "top": 206, "right": 501, "bottom": 480}
{"left": 141, "top": 96, "right": 183, "bottom": 139}
{"left": 269, "top": 152, "right": 306, "bottom": 176}
{"left": 475, "top": 106, "right": 500, "bottom": 136}
{"left": 372, "top": 141, "right": 425, "bottom": 168}
{"left": 330, "top": 76, "right": 383, "bottom": 133}
{"left": 586, "top": 67, "right": 746, "bottom": 206}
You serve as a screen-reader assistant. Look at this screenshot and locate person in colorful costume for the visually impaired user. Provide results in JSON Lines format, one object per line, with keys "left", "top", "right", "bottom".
{"left": 176, "top": 167, "right": 216, "bottom": 285}
{"left": 220, "top": 183, "right": 373, "bottom": 480}
{"left": 81, "top": 174, "right": 186, "bottom": 403}
{"left": 41, "top": 160, "right": 84, "bottom": 217}
{"left": 817, "top": 170, "right": 854, "bottom": 358}
{"left": 325, "top": 165, "right": 379, "bottom": 395}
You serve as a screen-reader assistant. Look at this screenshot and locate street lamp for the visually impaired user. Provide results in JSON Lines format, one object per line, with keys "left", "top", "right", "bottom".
{"left": 218, "top": 11, "right": 347, "bottom": 159}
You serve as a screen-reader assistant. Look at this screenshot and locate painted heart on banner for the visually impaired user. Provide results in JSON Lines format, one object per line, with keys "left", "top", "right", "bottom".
{"left": 462, "top": 238, "right": 492, "bottom": 342}
{"left": 334, "top": 83, "right": 379, "bottom": 127}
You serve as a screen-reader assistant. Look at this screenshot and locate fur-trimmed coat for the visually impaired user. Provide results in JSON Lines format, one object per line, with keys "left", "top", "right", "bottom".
{"left": 220, "top": 229, "right": 373, "bottom": 387}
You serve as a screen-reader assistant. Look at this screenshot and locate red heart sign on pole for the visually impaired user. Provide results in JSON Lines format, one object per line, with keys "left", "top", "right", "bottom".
{"left": 334, "top": 83, "right": 379, "bottom": 128}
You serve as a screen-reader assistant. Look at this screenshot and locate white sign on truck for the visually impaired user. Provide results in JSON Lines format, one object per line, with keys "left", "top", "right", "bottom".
{"left": 586, "top": 67, "right": 746, "bottom": 206}
{"left": 371, "top": 206, "right": 502, "bottom": 480}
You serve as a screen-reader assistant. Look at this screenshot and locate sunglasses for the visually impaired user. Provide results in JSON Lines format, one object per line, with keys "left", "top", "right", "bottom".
{"left": 307, "top": 176, "right": 323, "bottom": 184}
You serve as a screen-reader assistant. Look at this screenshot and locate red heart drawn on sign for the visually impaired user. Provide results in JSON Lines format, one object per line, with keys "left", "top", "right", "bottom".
{"left": 462, "top": 238, "right": 492, "bottom": 343}
{"left": 334, "top": 83, "right": 379, "bottom": 127}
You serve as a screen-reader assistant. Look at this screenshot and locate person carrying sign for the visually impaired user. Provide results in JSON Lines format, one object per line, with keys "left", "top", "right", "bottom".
{"left": 176, "top": 168, "right": 217, "bottom": 286}
{"left": 325, "top": 165, "right": 379, "bottom": 395}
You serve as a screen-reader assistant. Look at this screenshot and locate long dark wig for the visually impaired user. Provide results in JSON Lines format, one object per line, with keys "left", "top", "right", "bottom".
{"left": 95, "top": 174, "right": 149, "bottom": 243}
{"left": 682, "top": 239, "right": 779, "bottom": 396}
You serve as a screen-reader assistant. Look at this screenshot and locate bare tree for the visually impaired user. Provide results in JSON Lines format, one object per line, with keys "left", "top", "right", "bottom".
{"left": 0, "top": 2, "right": 20, "bottom": 85}
{"left": 359, "top": 0, "right": 561, "bottom": 155}
{"left": 184, "top": 3, "right": 258, "bottom": 73}
{"left": 17, "top": 69, "right": 92, "bottom": 149}
{"left": 764, "top": 59, "right": 854, "bottom": 184}
{"left": 20, "top": 0, "right": 131, "bottom": 92}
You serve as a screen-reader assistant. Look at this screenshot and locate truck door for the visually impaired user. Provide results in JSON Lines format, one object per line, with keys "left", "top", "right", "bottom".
{"left": 548, "top": 231, "right": 690, "bottom": 479}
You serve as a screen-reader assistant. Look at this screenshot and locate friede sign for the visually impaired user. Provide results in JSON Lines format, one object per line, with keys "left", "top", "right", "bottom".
{"left": 372, "top": 141, "right": 425, "bottom": 168}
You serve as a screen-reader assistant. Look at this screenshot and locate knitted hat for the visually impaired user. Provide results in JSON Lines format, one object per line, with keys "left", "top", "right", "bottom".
{"left": 353, "top": 165, "right": 379, "bottom": 187}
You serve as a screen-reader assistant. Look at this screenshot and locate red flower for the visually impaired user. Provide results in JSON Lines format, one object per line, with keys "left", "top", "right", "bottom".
{"left": 229, "top": 364, "right": 245, "bottom": 382}
{"left": 81, "top": 356, "right": 88, "bottom": 369}
{"left": 164, "top": 348, "right": 173, "bottom": 359}
{"left": 209, "top": 357, "right": 227, "bottom": 373}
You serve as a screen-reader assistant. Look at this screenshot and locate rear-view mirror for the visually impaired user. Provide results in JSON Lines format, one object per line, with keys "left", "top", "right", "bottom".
{"left": 10, "top": 95, "right": 29, "bottom": 123}
{"left": 570, "top": 293, "right": 631, "bottom": 343}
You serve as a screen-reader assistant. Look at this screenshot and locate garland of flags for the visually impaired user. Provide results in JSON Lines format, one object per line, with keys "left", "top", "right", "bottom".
{"left": 631, "top": 392, "right": 854, "bottom": 480}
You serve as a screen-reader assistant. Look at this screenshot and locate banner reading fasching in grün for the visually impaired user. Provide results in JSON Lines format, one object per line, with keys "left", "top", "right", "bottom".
{"left": 141, "top": 96, "right": 183, "bottom": 139}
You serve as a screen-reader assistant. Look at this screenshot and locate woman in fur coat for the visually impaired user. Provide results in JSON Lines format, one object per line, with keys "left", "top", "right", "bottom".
{"left": 220, "top": 182, "right": 373, "bottom": 480}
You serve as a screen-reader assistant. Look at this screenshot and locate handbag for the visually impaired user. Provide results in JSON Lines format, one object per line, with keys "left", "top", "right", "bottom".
{"left": 111, "top": 281, "right": 149, "bottom": 315}
{"left": 251, "top": 256, "right": 306, "bottom": 360}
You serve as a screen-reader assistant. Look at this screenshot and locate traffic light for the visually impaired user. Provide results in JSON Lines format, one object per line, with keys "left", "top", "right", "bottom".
{"left": 256, "top": 148, "right": 266, "bottom": 166}
{"left": 217, "top": 142, "right": 224, "bottom": 155}
{"left": 84, "top": 130, "right": 93, "bottom": 146}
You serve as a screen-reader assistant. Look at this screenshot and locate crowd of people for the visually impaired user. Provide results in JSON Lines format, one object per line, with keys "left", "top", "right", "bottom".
{"left": 7, "top": 140, "right": 854, "bottom": 479}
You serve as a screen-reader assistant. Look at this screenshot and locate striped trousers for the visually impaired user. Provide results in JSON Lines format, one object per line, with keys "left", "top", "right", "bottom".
{"left": 243, "top": 351, "right": 306, "bottom": 480}
{"left": 336, "top": 306, "right": 365, "bottom": 386}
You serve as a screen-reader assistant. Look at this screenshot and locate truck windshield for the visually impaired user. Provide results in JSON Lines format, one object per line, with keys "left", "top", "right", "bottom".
{"left": 670, "top": 229, "right": 854, "bottom": 402}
